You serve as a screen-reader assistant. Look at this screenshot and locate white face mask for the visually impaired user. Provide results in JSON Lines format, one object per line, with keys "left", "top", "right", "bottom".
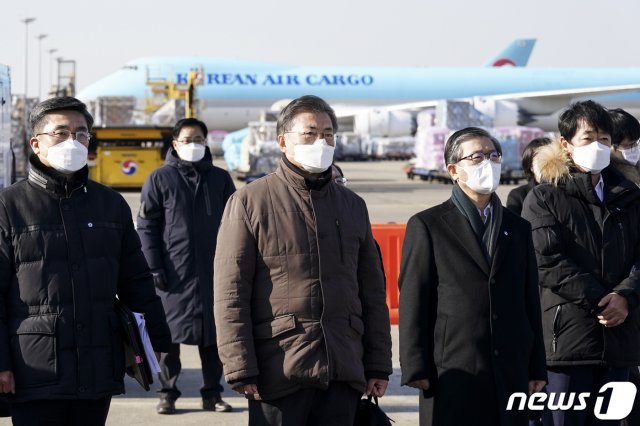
{"left": 570, "top": 141, "right": 610, "bottom": 173}
{"left": 619, "top": 146, "right": 640, "bottom": 165}
{"left": 176, "top": 143, "right": 206, "bottom": 162}
{"left": 293, "top": 139, "right": 335, "bottom": 173}
{"left": 458, "top": 160, "right": 501, "bottom": 194}
{"left": 45, "top": 139, "right": 88, "bottom": 173}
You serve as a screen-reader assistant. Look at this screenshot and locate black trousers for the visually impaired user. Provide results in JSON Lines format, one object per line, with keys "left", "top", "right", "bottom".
{"left": 248, "top": 381, "right": 361, "bottom": 426}
{"left": 158, "top": 343, "right": 224, "bottom": 400}
{"left": 0, "top": 401, "right": 9, "bottom": 417}
{"left": 619, "top": 366, "right": 640, "bottom": 426}
{"left": 10, "top": 397, "right": 111, "bottom": 426}
{"left": 545, "top": 365, "right": 630, "bottom": 426}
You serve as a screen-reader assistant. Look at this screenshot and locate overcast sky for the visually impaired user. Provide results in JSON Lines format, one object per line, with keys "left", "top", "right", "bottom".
{"left": 3, "top": 0, "right": 639, "bottom": 98}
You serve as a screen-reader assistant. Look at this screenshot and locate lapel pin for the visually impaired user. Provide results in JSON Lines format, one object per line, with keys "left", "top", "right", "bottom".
{"left": 504, "top": 231, "right": 508, "bottom": 236}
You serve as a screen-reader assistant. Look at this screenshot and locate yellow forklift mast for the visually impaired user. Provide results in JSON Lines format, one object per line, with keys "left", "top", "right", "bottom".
{"left": 144, "top": 67, "right": 203, "bottom": 119}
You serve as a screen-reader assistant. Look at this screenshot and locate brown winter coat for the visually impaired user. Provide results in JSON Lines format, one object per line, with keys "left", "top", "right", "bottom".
{"left": 213, "top": 159, "right": 392, "bottom": 400}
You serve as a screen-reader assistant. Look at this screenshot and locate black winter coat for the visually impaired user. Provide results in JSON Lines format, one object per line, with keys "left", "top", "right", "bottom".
{"left": 522, "top": 166, "right": 640, "bottom": 367}
{"left": 399, "top": 198, "right": 547, "bottom": 426}
{"left": 506, "top": 180, "right": 535, "bottom": 216}
{"left": 0, "top": 156, "right": 171, "bottom": 402}
{"left": 137, "top": 148, "right": 235, "bottom": 346}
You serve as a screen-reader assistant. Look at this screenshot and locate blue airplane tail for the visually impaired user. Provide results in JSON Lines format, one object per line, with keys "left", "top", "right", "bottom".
{"left": 485, "top": 38, "right": 536, "bottom": 67}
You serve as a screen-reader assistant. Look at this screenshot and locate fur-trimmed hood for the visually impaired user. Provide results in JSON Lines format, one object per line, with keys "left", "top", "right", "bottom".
{"left": 533, "top": 139, "right": 640, "bottom": 188}
{"left": 531, "top": 139, "right": 571, "bottom": 186}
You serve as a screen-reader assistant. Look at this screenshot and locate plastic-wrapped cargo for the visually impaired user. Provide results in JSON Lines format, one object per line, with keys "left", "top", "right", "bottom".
{"left": 369, "top": 136, "right": 415, "bottom": 159}
{"left": 436, "top": 100, "right": 493, "bottom": 130}
{"left": 354, "top": 110, "right": 413, "bottom": 137}
{"left": 0, "top": 65, "right": 12, "bottom": 189}
{"left": 414, "top": 127, "right": 451, "bottom": 171}
{"left": 491, "top": 126, "right": 545, "bottom": 161}
{"left": 222, "top": 127, "right": 249, "bottom": 172}
{"left": 416, "top": 109, "right": 436, "bottom": 129}
{"left": 491, "top": 126, "right": 545, "bottom": 183}
{"left": 335, "top": 132, "right": 366, "bottom": 160}
{"left": 90, "top": 96, "right": 137, "bottom": 126}
{"left": 207, "top": 130, "right": 227, "bottom": 157}
{"left": 241, "top": 122, "right": 280, "bottom": 179}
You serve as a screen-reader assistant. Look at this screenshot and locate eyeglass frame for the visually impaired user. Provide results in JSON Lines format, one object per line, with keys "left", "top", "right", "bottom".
{"left": 457, "top": 150, "right": 502, "bottom": 165}
{"left": 283, "top": 130, "right": 336, "bottom": 143}
{"left": 35, "top": 130, "right": 91, "bottom": 143}
{"left": 616, "top": 139, "right": 640, "bottom": 150}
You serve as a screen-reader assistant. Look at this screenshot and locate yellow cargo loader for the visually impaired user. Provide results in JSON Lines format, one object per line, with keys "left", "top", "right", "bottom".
{"left": 88, "top": 127, "right": 172, "bottom": 188}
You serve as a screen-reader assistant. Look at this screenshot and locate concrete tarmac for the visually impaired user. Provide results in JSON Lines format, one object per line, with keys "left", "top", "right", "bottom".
{"left": 0, "top": 160, "right": 520, "bottom": 426}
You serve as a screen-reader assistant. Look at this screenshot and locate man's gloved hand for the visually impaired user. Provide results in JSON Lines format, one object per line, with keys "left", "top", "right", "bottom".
{"left": 152, "top": 270, "right": 168, "bottom": 291}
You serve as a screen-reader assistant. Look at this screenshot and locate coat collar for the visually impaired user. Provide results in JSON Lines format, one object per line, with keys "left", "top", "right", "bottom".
{"left": 276, "top": 156, "right": 332, "bottom": 192}
{"left": 440, "top": 199, "right": 512, "bottom": 277}
{"left": 28, "top": 154, "right": 88, "bottom": 197}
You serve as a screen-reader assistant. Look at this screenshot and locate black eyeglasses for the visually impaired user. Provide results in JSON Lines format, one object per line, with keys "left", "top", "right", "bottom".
{"left": 35, "top": 130, "right": 91, "bottom": 143}
{"left": 284, "top": 131, "right": 335, "bottom": 143}
{"left": 458, "top": 151, "right": 502, "bottom": 165}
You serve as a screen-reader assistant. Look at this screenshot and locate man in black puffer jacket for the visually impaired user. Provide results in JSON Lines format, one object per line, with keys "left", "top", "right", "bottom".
{"left": 522, "top": 100, "right": 640, "bottom": 426}
{"left": 0, "top": 97, "right": 172, "bottom": 426}
{"left": 137, "top": 118, "right": 236, "bottom": 415}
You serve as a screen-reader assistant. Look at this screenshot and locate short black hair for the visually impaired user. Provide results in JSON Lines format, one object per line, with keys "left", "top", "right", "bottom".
{"left": 29, "top": 96, "right": 94, "bottom": 136}
{"left": 521, "top": 137, "right": 552, "bottom": 180}
{"left": 609, "top": 108, "right": 640, "bottom": 147}
{"left": 172, "top": 118, "right": 208, "bottom": 139}
{"left": 444, "top": 127, "right": 502, "bottom": 165}
{"left": 558, "top": 100, "right": 612, "bottom": 141}
{"left": 277, "top": 95, "right": 338, "bottom": 135}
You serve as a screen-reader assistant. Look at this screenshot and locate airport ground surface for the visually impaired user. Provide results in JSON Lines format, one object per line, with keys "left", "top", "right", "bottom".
{"left": 0, "top": 160, "right": 520, "bottom": 426}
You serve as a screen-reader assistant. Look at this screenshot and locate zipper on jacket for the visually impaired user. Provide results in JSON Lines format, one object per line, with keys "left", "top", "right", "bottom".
{"left": 335, "top": 219, "right": 344, "bottom": 263}
{"left": 203, "top": 182, "right": 212, "bottom": 216}
{"left": 309, "top": 190, "right": 331, "bottom": 384}
{"left": 618, "top": 220, "right": 626, "bottom": 262}
{"left": 552, "top": 305, "right": 561, "bottom": 353}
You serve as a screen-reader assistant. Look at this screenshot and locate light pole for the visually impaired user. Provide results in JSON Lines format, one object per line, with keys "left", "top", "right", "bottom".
{"left": 20, "top": 17, "right": 36, "bottom": 98}
{"left": 36, "top": 34, "right": 48, "bottom": 100}
{"left": 48, "top": 48, "right": 57, "bottom": 95}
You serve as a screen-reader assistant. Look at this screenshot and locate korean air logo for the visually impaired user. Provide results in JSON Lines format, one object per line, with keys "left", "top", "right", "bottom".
{"left": 121, "top": 160, "right": 137, "bottom": 175}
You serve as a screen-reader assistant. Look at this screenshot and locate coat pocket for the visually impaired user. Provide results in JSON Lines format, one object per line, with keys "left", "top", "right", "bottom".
{"left": 254, "top": 314, "right": 297, "bottom": 339}
{"left": 11, "top": 314, "right": 58, "bottom": 388}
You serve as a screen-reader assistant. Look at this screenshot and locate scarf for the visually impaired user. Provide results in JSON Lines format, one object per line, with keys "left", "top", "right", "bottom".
{"left": 451, "top": 184, "right": 503, "bottom": 263}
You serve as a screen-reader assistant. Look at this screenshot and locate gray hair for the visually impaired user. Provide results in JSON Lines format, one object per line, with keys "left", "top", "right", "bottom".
{"left": 276, "top": 95, "right": 338, "bottom": 135}
{"left": 30, "top": 96, "right": 94, "bottom": 136}
{"left": 444, "top": 127, "right": 502, "bottom": 165}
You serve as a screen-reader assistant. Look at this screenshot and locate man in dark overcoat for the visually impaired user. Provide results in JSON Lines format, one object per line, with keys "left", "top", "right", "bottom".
{"left": 399, "top": 127, "right": 547, "bottom": 426}
{"left": 137, "top": 118, "right": 236, "bottom": 414}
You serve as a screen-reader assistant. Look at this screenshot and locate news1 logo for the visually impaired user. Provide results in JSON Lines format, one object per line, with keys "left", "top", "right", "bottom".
{"left": 507, "top": 382, "right": 637, "bottom": 420}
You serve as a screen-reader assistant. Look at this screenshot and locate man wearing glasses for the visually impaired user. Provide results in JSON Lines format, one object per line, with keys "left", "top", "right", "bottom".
{"left": 214, "top": 95, "right": 392, "bottom": 425}
{"left": 399, "top": 127, "right": 547, "bottom": 426}
{"left": 0, "top": 96, "right": 172, "bottom": 425}
{"left": 137, "top": 118, "right": 236, "bottom": 414}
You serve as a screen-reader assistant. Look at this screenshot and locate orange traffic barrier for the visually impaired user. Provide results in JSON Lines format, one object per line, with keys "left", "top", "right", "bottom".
{"left": 371, "top": 224, "right": 406, "bottom": 325}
